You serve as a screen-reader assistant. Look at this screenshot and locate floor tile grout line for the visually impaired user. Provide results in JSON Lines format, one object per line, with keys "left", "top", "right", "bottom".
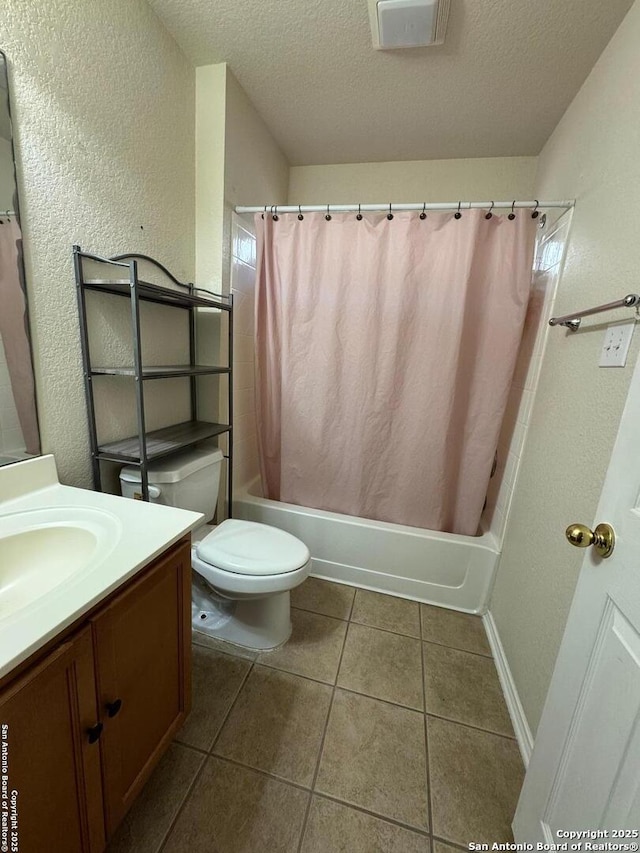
{"left": 425, "top": 710, "right": 517, "bottom": 742}
{"left": 335, "top": 683, "right": 424, "bottom": 714}
{"left": 421, "top": 636, "right": 493, "bottom": 659}
{"left": 191, "top": 635, "right": 258, "bottom": 663}
{"left": 312, "top": 791, "right": 432, "bottom": 839}
{"left": 245, "top": 659, "right": 428, "bottom": 715}
{"left": 156, "top": 747, "right": 209, "bottom": 853}
{"left": 290, "top": 603, "right": 353, "bottom": 622}
{"left": 296, "top": 593, "right": 355, "bottom": 853}
{"left": 347, "top": 588, "right": 357, "bottom": 621}
{"left": 421, "top": 600, "right": 435, "bottom": 836}
{"left": 349, "top": 616, "right": 421, "bottom": 640}
{"left": 157, "top": 661, "right": 256, "bottom": 851}
{"left": 172, "top": 738, "right": 209, "bottom": 756}
{"left": 209, "top": 659, "right": 255, "bottom": 754}
{"left": 432, "top": 833, "right": 474, "bottom": 851}
{"left": 211, "top": 754, "right": 313, "bottom": 794}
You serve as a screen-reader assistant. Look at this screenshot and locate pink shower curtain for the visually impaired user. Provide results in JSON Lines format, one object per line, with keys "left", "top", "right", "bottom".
{"left": 255, "top": 209, "right": 536, "bottom": 536}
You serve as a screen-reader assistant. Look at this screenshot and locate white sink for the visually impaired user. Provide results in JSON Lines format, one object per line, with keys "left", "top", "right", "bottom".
{"left": 0, "top": 507, "right": 122, "bottom": 619}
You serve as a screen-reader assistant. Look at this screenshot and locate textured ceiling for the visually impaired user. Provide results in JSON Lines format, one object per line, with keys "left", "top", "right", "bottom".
{"left": 148, "top": 0, "right": 633, "bottom": 165}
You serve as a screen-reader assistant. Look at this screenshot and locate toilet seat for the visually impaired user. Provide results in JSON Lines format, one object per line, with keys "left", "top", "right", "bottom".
{"left": 196, "top": 519, "right": 310, "bottom": 576}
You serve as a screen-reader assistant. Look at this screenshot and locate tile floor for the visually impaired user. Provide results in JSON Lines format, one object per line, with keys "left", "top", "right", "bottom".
{"left": 107, "top": 579, "right": 524, "bottom": 853}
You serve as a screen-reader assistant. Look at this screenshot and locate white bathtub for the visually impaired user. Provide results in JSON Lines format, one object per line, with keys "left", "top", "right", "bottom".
{"left": 234, "top": 479, "right": 500, "bottom": 614}
{"left": 0, "top": 451, "right": 31, "bottom": 466}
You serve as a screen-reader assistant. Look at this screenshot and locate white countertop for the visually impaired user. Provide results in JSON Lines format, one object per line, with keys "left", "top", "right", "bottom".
{"left": 0, "top": 455, "right": 203, "bottom": 680}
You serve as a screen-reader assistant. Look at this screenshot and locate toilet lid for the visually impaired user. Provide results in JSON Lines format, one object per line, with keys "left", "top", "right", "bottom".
{"left": 195, "top": 519, "right": 310, "bottom": 576}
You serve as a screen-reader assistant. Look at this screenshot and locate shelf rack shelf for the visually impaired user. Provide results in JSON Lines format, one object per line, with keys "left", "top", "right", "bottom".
{"left": 73, "top": 247, "right": 233, "bottom": 511}
{"left": 82, "top": 278, "right": 232, "bottom": 311}
{"left": 91, "top": 365, "right": 231, "bottom": 380}
{"left": 97, "top": 420, "right": 231, "bottom": 463}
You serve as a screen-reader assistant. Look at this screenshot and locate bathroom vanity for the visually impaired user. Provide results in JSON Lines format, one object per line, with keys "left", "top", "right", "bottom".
{"left": 0, "top": 456, "right": 203, "bottom": 853}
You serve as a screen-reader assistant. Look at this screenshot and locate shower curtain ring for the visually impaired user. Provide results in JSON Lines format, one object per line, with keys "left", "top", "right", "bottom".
{"left": 485, "top": 201, "right": 494, "bottom": 220}
{"left": 508, "top": 200, "right": 516, "bottom": 220}
{"left": 531, "top": 200, "right": 540, "bottom": 219}
{"left": 420, "top": 203, "right": 427, "bottom": 220}
{"left": 325, "top": 204, "right": 332, "bottom": 221}
{"left": 262, "top": 205, "right": 267, "bottom": 220}
{"left": 454, "top": 201, "right": 462, "bottom": 219}
{"left": 356, "top": 203, "right": 363, "bottom": 221}
{"left": 387, "top": 203, "right": 394, "bottom": 221}
{"left": 298, "top": 205, "right": 304, "bottom": 221}
{"left": 272, "top": 205, "right": 279, "bottom": 221}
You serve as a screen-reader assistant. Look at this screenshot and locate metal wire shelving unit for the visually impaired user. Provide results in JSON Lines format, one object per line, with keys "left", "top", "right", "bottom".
{"left": 73, "top": 246, "right": 233, "bottom": 513}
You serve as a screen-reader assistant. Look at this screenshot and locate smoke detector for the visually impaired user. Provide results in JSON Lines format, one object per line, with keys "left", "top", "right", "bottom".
{"left": 368, "top": 0, "right": 450, "bottom": 49}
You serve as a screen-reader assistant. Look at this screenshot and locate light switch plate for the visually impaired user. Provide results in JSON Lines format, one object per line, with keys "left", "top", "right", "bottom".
{"left": 599, "top": 321, "right": 636, "bottom": 367}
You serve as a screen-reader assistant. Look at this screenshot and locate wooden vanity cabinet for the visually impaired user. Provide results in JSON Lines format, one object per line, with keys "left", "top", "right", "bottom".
{"left": 92, "top": 539, "right": 192, "bottom": 834}
{"left": 0, "top": 538, "right": 192, "bottom": 853}
{"left": 0, "top": 627, "right": 105, "bottom": 853}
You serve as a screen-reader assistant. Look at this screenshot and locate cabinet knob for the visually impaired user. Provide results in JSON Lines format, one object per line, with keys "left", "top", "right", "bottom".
{"left": 87, "top": 722, "right": 103, "bottom": 744}
{"left": 106, "top": 698, "right": 123, "bottom": 718}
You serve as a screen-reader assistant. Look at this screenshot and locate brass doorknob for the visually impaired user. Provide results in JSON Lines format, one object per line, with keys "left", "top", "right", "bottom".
{"left": 565, "top": 522, "right": 615, "bottom": 558}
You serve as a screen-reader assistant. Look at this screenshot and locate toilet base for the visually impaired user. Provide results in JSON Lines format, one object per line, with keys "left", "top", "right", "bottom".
{"left": 191, "top": 582, "right": 292, "bottom": 650}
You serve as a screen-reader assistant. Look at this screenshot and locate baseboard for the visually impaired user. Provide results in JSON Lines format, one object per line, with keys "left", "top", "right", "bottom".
{"left": 483, "top": 610, "right": 534, "bottom": 766}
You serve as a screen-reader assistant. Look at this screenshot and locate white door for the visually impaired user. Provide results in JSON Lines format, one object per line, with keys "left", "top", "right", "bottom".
{"left": 514, "top": 351, "right": 640, "bottom": 839}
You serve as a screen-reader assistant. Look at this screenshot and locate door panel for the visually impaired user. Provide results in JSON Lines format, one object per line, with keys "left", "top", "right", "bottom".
{"left": 92, "top": 540, "right": 191, "bottom": 835}
{"left": 515, "top": 350, "right": 640, "bottom": 838}
{"left": 544, "top": 600, "right": 640, "bottom": 832}
{"left": 0, "top": 627, "right": 104, "bottom": 853}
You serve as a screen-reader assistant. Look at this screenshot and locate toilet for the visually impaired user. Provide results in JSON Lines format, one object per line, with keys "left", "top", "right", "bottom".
{"left": 120, "top": 446, "right": 311, "bottom": 650}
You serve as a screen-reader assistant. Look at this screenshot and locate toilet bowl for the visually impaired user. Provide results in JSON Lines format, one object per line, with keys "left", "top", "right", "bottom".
{"left": 120, "top": 446, "right": 311, "bottom": 651}
{"left": 191, "top": 518, "right": 311, "bottom": 649}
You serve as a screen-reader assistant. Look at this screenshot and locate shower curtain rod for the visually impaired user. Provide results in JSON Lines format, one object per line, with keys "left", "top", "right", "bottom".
{"left": 235, "top": 200, "right": 575, "bottom": 215}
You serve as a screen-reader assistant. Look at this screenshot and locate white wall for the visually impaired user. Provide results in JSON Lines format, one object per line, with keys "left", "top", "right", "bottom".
{"left": 195, "top": 64, "right": 226, "bottom": 293}
{"left": 4, "top": 0, "right": 195, "bottom": 487}
{"left": 289, "top": 157, "right": 537, "bottom": 204}
{"left": 490, "top": 0, "right": 640, "bottom": 737}
{"left": 194, "top": 64, "right": 288, "bottom": 497}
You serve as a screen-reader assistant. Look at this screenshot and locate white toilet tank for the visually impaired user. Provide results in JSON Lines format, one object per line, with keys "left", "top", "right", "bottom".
{"left": 119, "top": 444, "right": 224, "bottom": 520}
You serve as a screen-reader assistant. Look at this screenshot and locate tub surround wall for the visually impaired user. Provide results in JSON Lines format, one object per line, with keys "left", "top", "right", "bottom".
{"left": 4, "top": 0, "right": 196, "bottom": 487}
{"left": 230, "top": 217, "right": 260, "bottom": 489}
{"left": 482, "top": 211, "right": 571, "bottom": 544}
{"left": 288, "top": 157, "right": 537, "bottom": 206}
{"left": 489, "top": 0, "right": 640, "bottom": 743}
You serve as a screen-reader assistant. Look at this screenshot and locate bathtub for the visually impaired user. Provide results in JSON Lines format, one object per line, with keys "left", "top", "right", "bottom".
{"left": 0, "top": 451, "right": 31, "bottom": 466}
{"left": 234, "top": 479, "right": 501, "bottom": 614}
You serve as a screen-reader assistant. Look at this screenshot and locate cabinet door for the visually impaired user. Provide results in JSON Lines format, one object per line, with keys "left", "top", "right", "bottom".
{"left": 92, "top": 540, "right": 191, "bottom": 835}
{"left": 0, "top": 626, "right": 105, "bottom": 853}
